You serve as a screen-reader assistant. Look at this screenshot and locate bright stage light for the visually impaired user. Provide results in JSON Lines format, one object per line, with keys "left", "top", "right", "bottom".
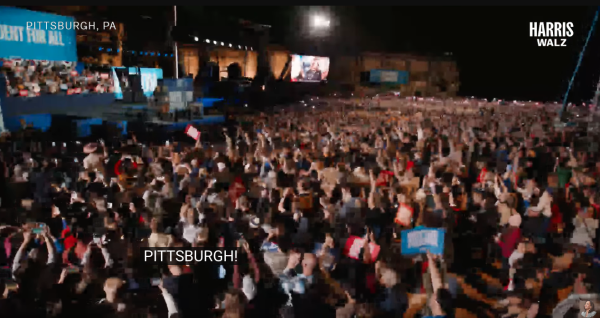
{"left": 312, "top": 15, "right": 330, "bottom": 28}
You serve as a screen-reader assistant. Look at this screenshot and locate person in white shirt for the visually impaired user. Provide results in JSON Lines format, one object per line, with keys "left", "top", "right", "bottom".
{"left": 82, "top": 142, "right": 107, "bottom": 174}
{"left": 572, "top": 207, "right": 599, "bottom": 248}
{"left": 179, "top": 205, "right": 205, "bottom": 244}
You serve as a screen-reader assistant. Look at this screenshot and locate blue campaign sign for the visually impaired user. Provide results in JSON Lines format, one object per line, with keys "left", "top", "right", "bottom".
{"left": 370, "top": 69, "right": 409, "bottom": 85}
{"left": 0, "top": 7, "right": 77, "bottom": 61}
{"left": 400, "top": 227, "right": 445, "bottom": 255}
{"left": 162, "top": 78, "right": 193, "bottom": 92}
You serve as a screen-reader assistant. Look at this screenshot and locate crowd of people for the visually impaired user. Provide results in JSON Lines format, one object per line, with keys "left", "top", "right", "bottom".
{"left": 1, "top": 59, "right": 114, "bottom": 97}
{"left": 0, "top": 96, "right": 598, "bottom": 318}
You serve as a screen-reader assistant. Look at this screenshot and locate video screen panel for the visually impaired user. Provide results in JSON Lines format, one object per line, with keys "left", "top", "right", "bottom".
{"left": 290, "top": 54, "right": 330, "bottom": 82}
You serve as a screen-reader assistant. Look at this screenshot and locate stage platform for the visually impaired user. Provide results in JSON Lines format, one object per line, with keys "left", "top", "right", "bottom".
{"left": 3, "top": 99, "right": 225, "bottom": 138}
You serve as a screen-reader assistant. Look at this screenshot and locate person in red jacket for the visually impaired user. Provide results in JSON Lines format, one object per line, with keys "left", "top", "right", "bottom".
{"left": 496, "top": 213, "right": 522, "bottom": 270}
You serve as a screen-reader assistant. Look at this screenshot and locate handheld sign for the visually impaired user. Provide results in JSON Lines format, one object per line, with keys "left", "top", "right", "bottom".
{"left": 395, "top": 203, "right": 413, "bottom": 226}
{"left": 343, "top": 235, "right": 380, "bottom": 263}
{"left": 185, "top": 124, "right": 201, "bottom": 141}
{"left": 400, "top": 227, "right": 445, "bottom": 255}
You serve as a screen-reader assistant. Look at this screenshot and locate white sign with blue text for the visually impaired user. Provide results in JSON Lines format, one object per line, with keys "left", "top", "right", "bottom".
{"left": 400, "top": 226, "right": 445, "bottom": 255}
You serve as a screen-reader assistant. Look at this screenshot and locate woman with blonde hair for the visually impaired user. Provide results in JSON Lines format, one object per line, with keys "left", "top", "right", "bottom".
{"left": 221, "top": 288, "right": 248, "bottom": 318}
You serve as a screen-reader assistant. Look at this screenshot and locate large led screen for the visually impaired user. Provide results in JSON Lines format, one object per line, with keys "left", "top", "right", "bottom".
{"left": 290, "top": 54, "right": 330, "bottom": 82}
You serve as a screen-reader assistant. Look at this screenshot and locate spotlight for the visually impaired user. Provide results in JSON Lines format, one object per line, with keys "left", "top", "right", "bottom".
{"left": 194, "top": 37, "right": 198, "bottom": 41}
{"left": 213, "top": 41, "right": 217, "bottom": 45}
{"left": 229, "top": 43, "right": 232, "bottom": 47}
{"left": 221, "top": 42, "right": 224, "bottom": 46}
{"left": 205, "top": 39, "right": 210, "bottom": 43}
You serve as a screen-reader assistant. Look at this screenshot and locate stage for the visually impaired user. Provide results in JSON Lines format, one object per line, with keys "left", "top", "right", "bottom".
{"left": 1, "top": 96, "right": 226, "bottom": 138}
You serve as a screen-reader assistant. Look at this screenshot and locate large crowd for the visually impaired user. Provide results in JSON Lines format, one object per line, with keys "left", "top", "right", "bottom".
{"left": 0, "top": 97, "right": 598, "bottom": 318}
{"left": 1, "top": 59, "right": 114, "bottom": 97}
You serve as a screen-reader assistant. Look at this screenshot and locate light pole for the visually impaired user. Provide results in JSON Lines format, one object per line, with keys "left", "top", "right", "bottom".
{"left": 174, "top": 5, "right": 179, "bottom": 79}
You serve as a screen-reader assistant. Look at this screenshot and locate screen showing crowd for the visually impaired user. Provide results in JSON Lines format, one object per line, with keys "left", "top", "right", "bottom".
{"left": 1, "top": 59, "right": 114, "bottom": 97}
{"left": 290, "top": 54, "right": 330, "bottom": 82}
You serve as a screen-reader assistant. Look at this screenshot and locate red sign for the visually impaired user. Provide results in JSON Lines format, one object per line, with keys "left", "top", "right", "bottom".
{"left": 19, "top": 90, "right": 28, "bottom": 97}
{"left": 74, "top": 87, "right": 82, "bottom": 94}
{"left": 228, "top": 177, "right": 246, "bottom": 205}
{"left": 343, "top": 236, "right": 380, "bottom": 263}
{"left": 376, "top": 170, "right": 394, "bottom": 187}
{"left": 184, "top": 124, "right": 201, "bottom": 140}
{"left": 395, "top": 203, "right": 414, "bottom": 226}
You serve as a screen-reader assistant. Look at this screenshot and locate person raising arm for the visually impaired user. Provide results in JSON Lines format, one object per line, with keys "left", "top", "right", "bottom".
{"left": 426, "top": 251, "right": 454, "bottom": 318}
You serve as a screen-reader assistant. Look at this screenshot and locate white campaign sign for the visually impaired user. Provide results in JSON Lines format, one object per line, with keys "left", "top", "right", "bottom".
{"left": 380, "top": 71, "right": 399, "bottom": 83}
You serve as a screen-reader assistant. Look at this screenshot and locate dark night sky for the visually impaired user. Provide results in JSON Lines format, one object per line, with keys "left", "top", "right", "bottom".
{"left": 121, "top": 6, "right": 600, "bottom": 103}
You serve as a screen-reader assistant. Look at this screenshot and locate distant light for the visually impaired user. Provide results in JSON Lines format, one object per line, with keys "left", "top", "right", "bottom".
{"left": 213, "top": 41, "right": 217, "bottom": 45}
{"left": 150, "top": 52, "right": 155, "bottom": 56}
{"left": 194, "top": 37, "right": 198, "bottom": 41}
{"left": 132, "top": 51, "right": 136, "bottom": 54}
{"left": 250, "top": 47, "right": 253, "bottom": 51}
{"left": 312, "top": 15, "right": 331, "bottom": 28}
{"left": 229, "top": 43, "right": 232, "bottom": 47}
{"left": 245, "top": 46, "right": 247, "bottom": 50}
{"left": 221, "top": 42, "right": 225, "bottom": 46}
{"left": 238, "top": 45, "right": 242, "bottom": 49}
{"left": 261, "top": 85, "right": 265, "bottom": 91}
{"left": 171, "top": 54, "right": 174, "bottom": 57}
{"left": 158, "top": 53, "right": 161, "bottom": 56}
{"left": 312, "top": 106, "right": 315, "bottom": 109}
{"left": 205, "top": 39, "right": 210, "bottom": 43}
{"left": 117, "top": 49, "right": 120, "bottom": 53}
{"left": 99, "top": 47, "right": 103, "bottom": 51}
{"left": 244, "top": 104, "right": 248, "bottom": 107}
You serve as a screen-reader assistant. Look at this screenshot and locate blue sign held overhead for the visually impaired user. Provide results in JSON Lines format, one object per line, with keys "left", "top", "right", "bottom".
{"left": 400, "top": 227, "right": 445, "bottom": 255}
{"left": 0, "top": 7, "right": 77, "bottom": 61}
